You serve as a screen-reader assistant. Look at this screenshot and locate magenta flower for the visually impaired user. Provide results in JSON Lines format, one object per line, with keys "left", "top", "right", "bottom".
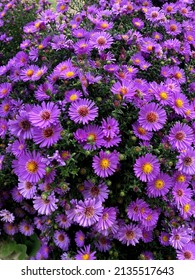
{"left": 33, "top": 123, "right": 62, "bottom": 147}
{"left": 75, "top": 230, "right": 85, "bottom": 247}
{"left": 74, "top": 198, "right": 103, "bottom": 227}
{"left": 169, "top": 227, "right": 192, "bottom": 250}
{"left": 83, "top": 180, "right": 109, "bottom": 203}
{"left": 33, "top": 193, "right": 58, "bottom": 215}
{"left": 89, "top": 31, "right": 113, "bottom": 51}
{"left": 138, "top": 103, "right": 167, "bottom": 131}
{"left": 146, "top": 172, "right": 172, "bottom": 197}
{"left": 29, "top": 102, "right": 60, "bottom": 128}
{"left": 134, "top": 153, "right": 160, "bottom": 182}
{"left": 0, "top": 82, "right": 12, "bottom": 98}
{"left": 92, "top": 150, "right": 119, "bottom": 178}
{"left": 117, "top": 224, "right": 142, "bottom": 246}
{"left": 75, "top": 245, "right": 96, "bottom": 260}
{"left": 15, "top": 151, "right": 46, "bottom": 183}
{"left": 168, "top": 122, "right": 194, "bottom": 151}
{"left": 19, "top": 221, "right": 34, "bottom": 236}
{"left": 176, "top": 242, "right": 195, "bottom": 260}
{"left": 176, "top": 148, "right": 195, "bottom": 175}
{"left": 68, "top": 98, "right": 98, "bottom": 124}
{"left": 53, "top": 231, "right": 70, "bottom": 251}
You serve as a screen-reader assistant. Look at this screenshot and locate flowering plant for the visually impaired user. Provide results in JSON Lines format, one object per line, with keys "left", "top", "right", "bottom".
{"left": 0, "top": 0, "right": 195, "bottom": 260}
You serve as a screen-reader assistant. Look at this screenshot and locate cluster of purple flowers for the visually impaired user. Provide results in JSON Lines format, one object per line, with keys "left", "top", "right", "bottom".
{"left": 0, "top": 0, "right": 195, "bottom": 260}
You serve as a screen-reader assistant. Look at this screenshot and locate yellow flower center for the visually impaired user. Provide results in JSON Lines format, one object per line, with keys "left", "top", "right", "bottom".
{"left": 142, "top": 163, "right": 153, "bottom": 174}
{"left": 82, "top": 254, "right": 90, "bottom": 260}
{"left": 101, "top": 23, "right": 108, "bottom": 28}
{"left": 160, "top": 91, "right": 168, "bottom": 100}
{"left": 26, "top": 69, "right": 34, "bottom": 77}
{"left": 134, "top": 58, "right": 140, "bottom": 64}
{"left": 154, "top": 179, "right": 164, "bottom": 190}
{"left": 26, "top": 160, "right": 38, "bottom": 173}
{"left": 183, "top": 204, "right": 190, "bottom": 213}
{"left": 175, "top": 98, "right": 183, "bottom": 108}
{"left": 137, "top": 126, "right": 146, "bottom": 135}
{"left": 177, "top": 174, "right": 185, "bottom": 182}
{"left": 60, "top": 5, "right": 66, "bottom": 11}
{"left": 3, "top": 104, "right": 10, "bottom": 112}
{"left": 79, "top": 236, "right": 84, "bottom": 241}
{"left": 120, "top": 87, "right": 128, "bottom": 95}
{"left": 128, "top": 67, "right": 133, "bottom": 73}
{"left": 65, "top": 71, "right": 75, "bottom": 78}
{"left": 162, "top": 235, "right": 168, "bottom": 242}
{"left": 100, "top": 158, "right": 110, "bottom": 169}
{"left": 147, "top": 45, "right": 153, "bottom": 51}
{"left": 174, "top": 72, "right": 182, "bottom": 79}
{"left": 69, "top": 94, "right": 78, "bottom": 101}
{"left": 38, "top": 44, "right": 43, "bottom": 49}
{"left": 2, "top": 89, "right": 8, "bottom": 95}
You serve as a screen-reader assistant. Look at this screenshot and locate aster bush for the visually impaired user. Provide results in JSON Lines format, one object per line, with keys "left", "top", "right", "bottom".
{"left": 0, "top": 0, "right": 195, "bottom": 260}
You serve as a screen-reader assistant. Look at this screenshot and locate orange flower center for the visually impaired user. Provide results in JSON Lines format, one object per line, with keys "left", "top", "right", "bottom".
{"left": 146, "top": 112, "right": 158, "bottom": 123}
{"left": 26, "top": 160, "right": 38, "bottom": 173}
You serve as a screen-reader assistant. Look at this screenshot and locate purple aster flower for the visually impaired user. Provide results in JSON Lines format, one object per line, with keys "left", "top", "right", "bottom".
{"left": 20, "top": 65, "right": 39, "bottom": 81}
{"left": 76, "top": 124, "right": 104, "bottom": 150}
{"left": 75, "top": 230, "right": 85, "bottom": 247}
{"left": 138, "top": 103, "right": 167, "bottom": 131}
{"left": 19, "top": 221, "right": 34, "bottom": 236}
{"left": 29, "top": 102, "right": 60, "bottom": 128}
{"left": 55, "top": 214, "right": 71, "bottom": 229}
{"left": 0, "top": 82, "right": 12, "bottom": 98}
{"left": 132, "top": 121, "right": 153, "bottom": 141}
{"left": 83, "top": 180, "right": 109, "bottom": 203}
{"left": 101, "top": 117, "right": 119, "bottom": 138}
{"left": 0, "top": 209, "right": 15, "bottom": 223}
{"left": 176, "top": 148, "right": 195, "bottom": 175}
{"left": 8, "top": 111, "right": 34, "bottom": 139}
{"left": 95, "top": 235, "right": 112, "bottom": 252}
{"left": 3, "top": 223, "right": 18, "bottom": 235}
{"left": 15, "top": 151, "right": 46, "bottom": 183}
{"left": 146, "top": 172, "right": 172, "bottom": 197}
{"left": 165, "top": 20, "right": 182, "bottom": 36}
{"left": 92, "top": 150, "right": 119, "bottom": 178}
{"left": 68, "top": 98, "right": 98, "bottom": 124}
{"left": 141, "top": 209, "right": 159, "bottom": 229}
{"left": 127, "top": 199, "right": 150, "bottom": 222}
{"left": 169, "top": 227, "right": 192, "bottom": 250}
{"left": 53, "top": 230, "right": 70, "bottom": 251}
{"left": 89, "top": 31, "right": 113, "bottom": 51}
{"left": 33, "top": 193, "right": 58, "bottom": 215}
{"left": 168, "top": 122, "right": 194, "bottom": 151}
{"left": 35, "top": 82, "right": 55, "bottom": 101}
{"left": 172, "top": 183, "right": 192, "bottom": 207}
{"left": 172, "top": 92, "right": 189, "bottom": 116}
{"left": 33, "top": 122, "right": 62, "bottom": 147}
{"left": 159, "top": 232, "right": 170, "bottom": 246}
{"left": 74, "top": 39, "right": 92, "bottom": 55}
{"left": 111, "top": 79, "right": 135, "bottom": 101}
{"left": 11, "top": 139, "right": 26, "bottom": 158}
{"left": 65, "top": 89, "right": 82, "bottom": 103}
{"left": 177, "top": 242, "right": 195, "bottom": 260}
{"left": 74, "top": 198, "right": 103, "bottom": 227}
{"left": 117, "top": 224, "right": 142, "bottom": 246}
{"left": 0, "top": 99, "right": 12, "bottom": 117}
{"left": 11, "top": 187, "right": 24, "bottom": 203}
{"left": 134, "top": 153, "right": 160, "bottom": 182}
{"left": 17, "top": 181, "right": 36, "bottom": 199}
{"left": 141, "top": 229, "right": 153, "bottom": 243}
{"left": 95, "top": 207, "right": 117, "bottom": 231}
{"left": 51, "top": 34, "right": 71, "bottom": 50}
{"left": 75, "top": 245, "right": 96, "bottom": 260}
{"left": 179, "top": 201, "right": 195, "bottom": 219}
